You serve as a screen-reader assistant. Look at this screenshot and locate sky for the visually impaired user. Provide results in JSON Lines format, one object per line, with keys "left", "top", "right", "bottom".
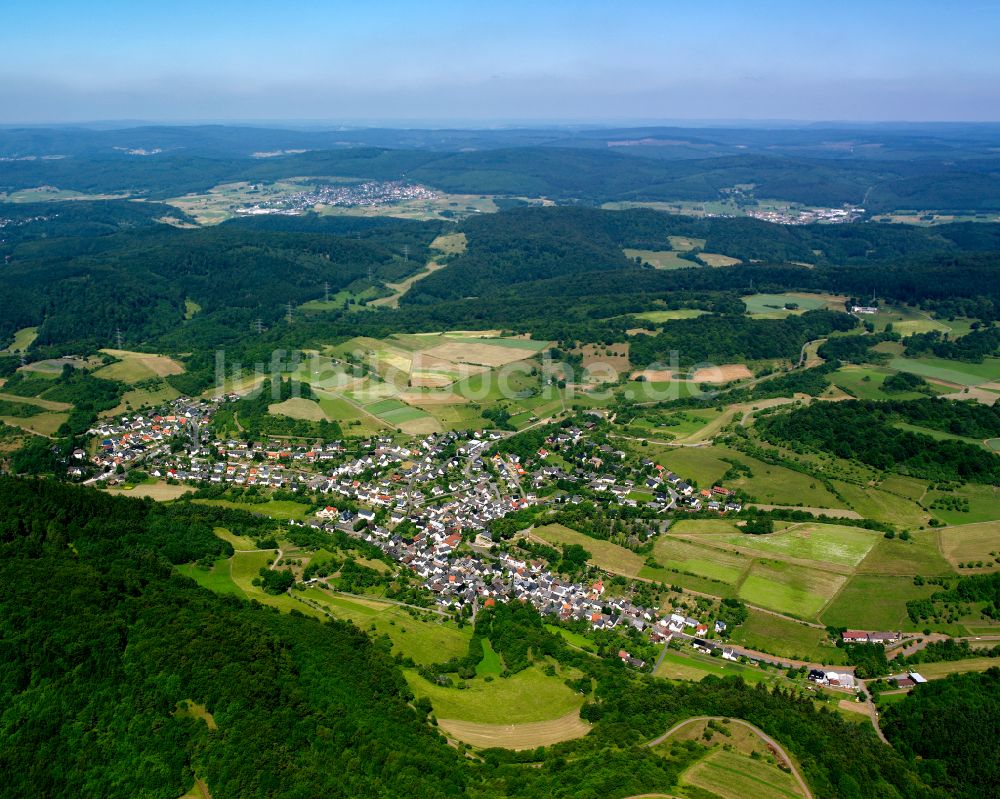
{"left": 3, "top": 0, "right": 999, "bottom": 124}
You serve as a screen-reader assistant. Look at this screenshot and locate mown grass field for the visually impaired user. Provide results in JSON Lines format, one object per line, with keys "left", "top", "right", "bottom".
{"left": 631, "top": 308, "right": 708, "bottom": 323}
{"left": 177, "top": 558, "right": 248, "bottom": 598}
{"left": 738, "top": 560, "right": 846, "bottom": 620}
{"left": 107, "top": 482, "right": 194, "bottom": 501}
{"left": 820, "top": 575, "right": 936, "bottom": 630}
{"left": 889, "top": 356, "right": 1000, "bottom": 387}
{"left": 916, "top": 656, "right": 1000, "bottom": 680}
{"left": 437, "top": 711, "right": 591, "bottom": 750}
{"left": 832, "top": 480, "right": 930, "bottom": 529}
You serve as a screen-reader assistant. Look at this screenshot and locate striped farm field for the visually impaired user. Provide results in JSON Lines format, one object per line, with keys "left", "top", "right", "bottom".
{"left": 437, "top": 711, "right": 590, "bottom": 750}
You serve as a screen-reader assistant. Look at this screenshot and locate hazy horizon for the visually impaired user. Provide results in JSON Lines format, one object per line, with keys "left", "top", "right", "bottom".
{"left": 4, "top": 1, "right": 999, "bottom": 124}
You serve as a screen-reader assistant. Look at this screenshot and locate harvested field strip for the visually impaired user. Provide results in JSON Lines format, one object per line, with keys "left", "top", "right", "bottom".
{"left": 437, "top": 711, "right": 590, "bottom": 750}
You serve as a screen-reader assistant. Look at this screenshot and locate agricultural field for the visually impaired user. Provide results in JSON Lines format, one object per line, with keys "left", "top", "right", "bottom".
{"left": 737, "top": 560, "right": 847, "bottom": 619}
{"left": 437, "top": 712, "right": 590, "bottom": 750}
{"left": 663, "top": 721, "right": 809, "bottom": 799}
{"left": 107, "top": 482, "right": 194, "bottom": 501}
{"left": 269, "top": 397, "right": 329, "bottom": 421}
{"left": 623, "top": 248, "right": 698, "bottom": 270}
{"left": 668, "top": 235, "right": 707, "bottom": 251}
{"left": 696, "top": 252, "right": 741, "bottom": 267}
{"left": 404, "top": 664, "right": 583, "bottom": 725}
{"left": 718, "top": 523, "right": 881, "bottom": 570}
{"left": 93, "top": 349, "right": 185, "bottom": 383}
{"left": 938, "top": 521, "right": 1000, "bottom": 570}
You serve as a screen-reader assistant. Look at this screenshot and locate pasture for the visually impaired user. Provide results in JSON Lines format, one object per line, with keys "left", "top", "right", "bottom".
{"left": 696, "top": 252, "right": 741, "bottom": 267}
{"left": 404, "top": 665, "right": 583, "bottom": 725}
{"left": 631, "top": 308, "right": 708, "bottom": 323}
{"left": 269, "top": 397, "right": 328, "bottom": 421}
{"left": 1, "top": 327, "right": 38, "bottom": 353}
{"left": 623, "top": 248, "right": 697, "bottom": 270}
{"left": 820, "top": 575, "right": 936, "bottom": 630}
{"left": 742, "top": 293, "right": 827, "bottom": 317}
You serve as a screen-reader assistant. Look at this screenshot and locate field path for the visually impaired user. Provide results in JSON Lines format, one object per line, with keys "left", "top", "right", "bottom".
{"left": 370, "top": 260, "right": 448, "bottom": 308}
{"left": 0, "top": 391, "right": 72, "bottom": 411}
{"left": 645, "top": 716, "right": 813, "bottom": 799}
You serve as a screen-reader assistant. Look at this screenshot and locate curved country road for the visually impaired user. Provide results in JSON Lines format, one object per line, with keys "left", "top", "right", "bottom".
{"left": 644, "top": 716, "right": 814, "bottom": 799}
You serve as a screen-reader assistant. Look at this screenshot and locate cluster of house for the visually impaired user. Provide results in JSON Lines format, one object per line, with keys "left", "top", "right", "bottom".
{"left": 85, "top": 400, "right": 212, "bottom": 477}
{"left": 236, "top": 180, "right": 436, "bottom": 216}
{"left": 744, "top": 206, "right": 864, "bottom": 225}
{"left": 83, "top": 399, "right": 762, "bottom": 664}
{"left": 841, "top": 630, "right": 902, "bottom": 645}
{"left": 807, "top": 669, "right": 857, "bottom": 689}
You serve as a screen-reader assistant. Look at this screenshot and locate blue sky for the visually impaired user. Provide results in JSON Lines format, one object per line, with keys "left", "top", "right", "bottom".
{"left": 3, "top": 0, "right": 999, "bottom": 123}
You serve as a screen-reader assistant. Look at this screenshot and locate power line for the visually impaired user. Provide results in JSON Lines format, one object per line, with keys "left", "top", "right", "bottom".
{"left": 323, "top": 281, "right": 330, "bottom": 303}
{"left": 286, "top": 302, "right": 294, "bottom": 324}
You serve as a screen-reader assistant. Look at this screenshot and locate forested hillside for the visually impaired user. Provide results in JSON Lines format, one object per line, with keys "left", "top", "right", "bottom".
{"left": 0, "top": 477, "right": 949, "bottom": 799}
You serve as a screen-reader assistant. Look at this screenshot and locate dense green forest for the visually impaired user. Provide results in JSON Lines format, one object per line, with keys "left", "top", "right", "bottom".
{"left": 4, "top": 203, "right": 1000, "bottom": 363}
{"left": 0, "top": 477, "right": 950, "bottom": 799}
{"left": 4, "top": 124, "right": 1000, "bottom": 210}
{"left": 881, "top": 669, "right": 1000, "bottom": 799}
{"left": 757, "top": 399, "right": 1000, "bottom": 482}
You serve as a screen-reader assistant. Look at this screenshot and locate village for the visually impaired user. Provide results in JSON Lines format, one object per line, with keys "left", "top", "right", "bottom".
{"left": 234, "top": 179, "right": 437, "bottom": 216}
{"left": 81, "top": 394, "right": 906, "bottom": 693}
